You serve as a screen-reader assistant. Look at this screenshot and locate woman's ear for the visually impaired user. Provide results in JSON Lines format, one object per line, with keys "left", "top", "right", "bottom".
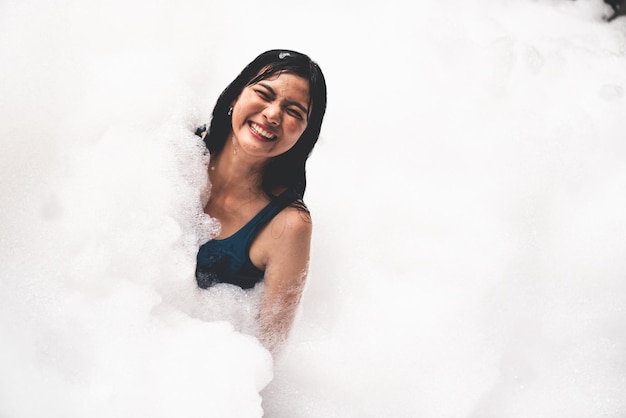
{"left": 229, "top": 98, "right": 238, "bottom": 115}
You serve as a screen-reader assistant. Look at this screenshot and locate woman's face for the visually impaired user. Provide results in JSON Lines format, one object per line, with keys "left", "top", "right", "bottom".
{"left": 230, "top": 72, "right": 310, "bottom": 160}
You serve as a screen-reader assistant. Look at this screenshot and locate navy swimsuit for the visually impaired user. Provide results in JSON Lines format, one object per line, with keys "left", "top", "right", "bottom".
{"left": 195, "top": 189, "right": 300, "bottom": 289}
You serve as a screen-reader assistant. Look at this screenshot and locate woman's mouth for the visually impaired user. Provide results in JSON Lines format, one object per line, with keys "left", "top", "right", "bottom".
{"left": 249, "top": 122, "right": 277, "bottom": 142}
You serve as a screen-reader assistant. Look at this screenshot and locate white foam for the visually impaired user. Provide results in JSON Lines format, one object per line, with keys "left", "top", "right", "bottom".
{"left": 1, "top": 0, "right": 625, "bottom": 417}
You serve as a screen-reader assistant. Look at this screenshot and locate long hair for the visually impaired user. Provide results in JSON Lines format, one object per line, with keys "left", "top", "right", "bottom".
{"left": 203, "top": 49, "right": 327, "bottom": 199}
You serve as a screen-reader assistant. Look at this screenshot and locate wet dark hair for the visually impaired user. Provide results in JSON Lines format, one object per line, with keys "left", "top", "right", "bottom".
{"left": 203, "top": 49, "right": 327, "bottom": 199}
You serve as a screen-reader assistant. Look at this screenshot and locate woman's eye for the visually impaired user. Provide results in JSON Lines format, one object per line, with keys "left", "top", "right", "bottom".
{"left": 256, "top": 90, "right": 271, "bottom": 100}
{"left": 287, "top": 108, "right": 303, "bottom": 119}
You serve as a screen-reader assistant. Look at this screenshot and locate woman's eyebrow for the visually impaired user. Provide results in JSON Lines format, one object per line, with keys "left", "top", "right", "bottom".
{"left": 257, "top": 82, "right": 276, "bottom": 97}
{"left": 258, "top": 82, "right": 309, "bottom": 114}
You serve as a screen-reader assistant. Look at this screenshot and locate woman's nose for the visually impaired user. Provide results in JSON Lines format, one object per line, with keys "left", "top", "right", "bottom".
{"left": 264, "top": 103, "right": 282, "bottom": 125}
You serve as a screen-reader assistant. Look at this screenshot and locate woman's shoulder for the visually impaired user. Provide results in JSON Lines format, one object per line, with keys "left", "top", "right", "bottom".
{"left": 255, "top": 206, "right": 309, "bottom": 261}
{"left": 254, "top": 199, "right": 312, "bottom": 270}
{"left": 272, "top": 187, "right": 309, "bottom": 214}
{"left": 273, "top": 204, "right": 312, "bottom": 238}
{"left": 263, "top": 188, "right": 312, "bottom": 242}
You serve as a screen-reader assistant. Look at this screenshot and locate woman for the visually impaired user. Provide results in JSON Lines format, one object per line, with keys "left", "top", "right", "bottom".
{"left": 195, "top": 50, "right": 327, "bottom": 354}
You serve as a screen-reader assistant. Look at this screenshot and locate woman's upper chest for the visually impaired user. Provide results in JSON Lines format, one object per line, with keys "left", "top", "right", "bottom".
{"left": 205, "top": 194, "right": 270, "bottom": 240}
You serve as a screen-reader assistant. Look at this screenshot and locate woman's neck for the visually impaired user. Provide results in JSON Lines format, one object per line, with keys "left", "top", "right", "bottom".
{"left": 208, "top": 142, "right": 267, "bottom": 201}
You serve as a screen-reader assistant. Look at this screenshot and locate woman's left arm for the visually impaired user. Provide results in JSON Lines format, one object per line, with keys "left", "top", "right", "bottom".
{"left": 258, "top": 209, "right": 312, "bottom": 354}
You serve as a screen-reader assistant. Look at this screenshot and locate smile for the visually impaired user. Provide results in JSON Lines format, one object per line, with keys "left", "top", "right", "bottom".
{"left": 249, "top": 122, "right": 277, "bottom": 141}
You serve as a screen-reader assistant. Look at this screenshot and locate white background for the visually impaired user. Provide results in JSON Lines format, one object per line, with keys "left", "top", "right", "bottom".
{"left": 1, "top": 0, "right": 625, "bottom": 417}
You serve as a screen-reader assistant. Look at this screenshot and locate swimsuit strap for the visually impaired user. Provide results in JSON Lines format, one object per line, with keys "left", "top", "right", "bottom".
{"left": 233, "top": 188, "right": 301, "bottom": 249}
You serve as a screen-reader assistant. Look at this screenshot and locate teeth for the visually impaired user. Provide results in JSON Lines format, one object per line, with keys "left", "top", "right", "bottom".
{"left": 251, "top": 123, "right": 275, "bottom": 140}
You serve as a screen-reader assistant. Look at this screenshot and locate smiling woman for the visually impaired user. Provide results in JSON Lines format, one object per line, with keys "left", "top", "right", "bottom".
{"left": 230, "top": 73, "right": 310, "bottom": 157}
{"left": 194, "top": 50, "right": 327, "bottom": 354}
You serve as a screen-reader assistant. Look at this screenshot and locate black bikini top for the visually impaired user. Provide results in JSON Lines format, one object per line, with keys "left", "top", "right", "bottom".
{"left": 195, "top": 189, "right": 300, "bottom": 289}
